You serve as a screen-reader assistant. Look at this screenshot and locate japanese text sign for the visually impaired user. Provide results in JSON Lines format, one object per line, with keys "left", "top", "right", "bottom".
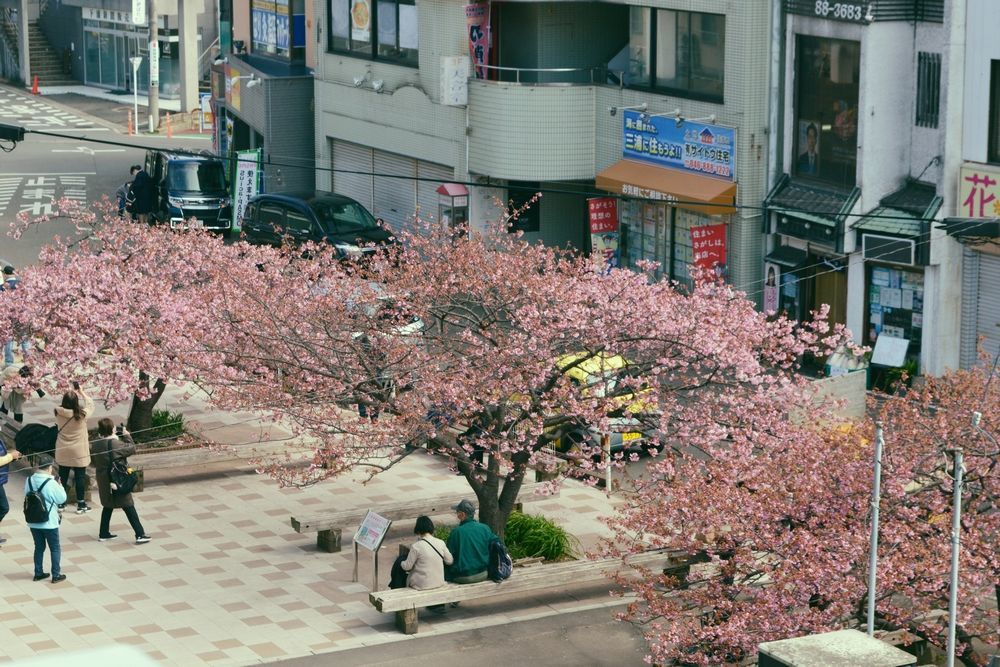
{"left": 690, "top": 223, "right": 727, "bottom": 271}
{"left": 959, "top": 164, "right": 1000, "bottom": 219}
{"left": 353, "top": 510, "right": 392, "bottom": 551}
{"left": 623, "top": 110, "right": 736, "bottom": 181}
{"left": 588, "top": 197, "right": 620, "bottom": 273}
{"left": 464, "top": 2, "right": 491, "bottom": 79}
{"left": 232, "top": 149, "right": 261, "bottom": 231}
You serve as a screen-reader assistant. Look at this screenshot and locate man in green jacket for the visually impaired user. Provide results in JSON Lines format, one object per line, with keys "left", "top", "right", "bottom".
{"left": 445, "top": 499, "right": 497, "bottom": 583}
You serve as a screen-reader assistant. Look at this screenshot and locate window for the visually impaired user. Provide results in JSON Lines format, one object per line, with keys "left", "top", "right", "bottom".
{"left": 252, "top": 0, "right": 306, "bottom": 61}
{"left": 328, "top": 0, "right": 418, "bottom": 67}
{"left": 916, "top": 52, "right": 941, "bottom": 128}
{"left": 990, "top": 60, "right": 1000, "bottom": 164}
{"left": 286, "top": 210, "right": 313, "bottom": 234}
{"left": 794, "top": 36, "right": 860, "bottom": 189}
{"left": 259, "top": 204, "right": 285, "bottom": 231}
{"left": 628, "top": 7, "right": 725, "bottom": 102}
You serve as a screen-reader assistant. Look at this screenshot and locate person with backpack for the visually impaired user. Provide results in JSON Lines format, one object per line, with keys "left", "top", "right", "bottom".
{"left": 445, "top": 499, "right": 497, "bottom": 584}
{"left": 54, "top": 385, "right": 95, "bottom": 514}
{"left": 0, "top": 436, "right": 22, "bottom": 545}
{"left": 24, "top": 453, "right": 67, "bottom": 582}
{"left": 90, "top": 418, "right": 150, "bottom": 544}
{"left": 2, "top": 265, "right": 31, "bottom": 365}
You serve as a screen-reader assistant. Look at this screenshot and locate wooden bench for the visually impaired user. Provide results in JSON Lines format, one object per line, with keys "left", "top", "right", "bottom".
{"left": 370, "top": 549, "right": 689, "bottom": 634}
{"left": 289, "top": 482, "right": 558, "bottom": 553}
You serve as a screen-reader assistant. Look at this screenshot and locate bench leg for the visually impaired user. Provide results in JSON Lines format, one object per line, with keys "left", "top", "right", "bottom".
{"left": 316, "top": 529, "right": 342, "bottom": 553}
{"left": 395, "top": 608, "right": 418, "bottom": 634}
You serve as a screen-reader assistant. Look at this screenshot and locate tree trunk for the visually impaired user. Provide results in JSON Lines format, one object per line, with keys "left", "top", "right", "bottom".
{"left": 126, "top": 373, "right": 167, "bottom": 435}
{"left": 471, "top": 449, "right": 529, "bottom": 540}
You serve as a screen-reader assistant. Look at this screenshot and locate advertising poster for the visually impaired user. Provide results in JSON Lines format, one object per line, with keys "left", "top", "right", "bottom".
{"left": 351, "top": 0, "right": 371, "bottom": 42}
{"left": 588, "top": 197, "right": 619, "bottom": 274}
{"left": 763, "top": 262, "right": 780, "bottom": 315}
{"left": 149, "top": 39, "right": 160, "bottom": 86}
{"left": 464, "top": 2, "right": 491, "bottom": 79}
{"left": 353, "top": 510, "right": 392, "bottom": 552}
{"left": 796, "top": 120, "right": 820, "bottom": 177}
{"left": 690, "top": 224, "right": 727, "bottom": 272}
{"left": 622, "top": 110, "right": 736, "bottom": 180}
{"left": 232, "top": 149, "right": 261, "bottom": 232}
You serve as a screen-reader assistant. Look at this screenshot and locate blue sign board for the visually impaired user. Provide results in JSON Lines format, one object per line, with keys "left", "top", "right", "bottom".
{"left": 622, "top": 110, "right": 737, "bottom": 181}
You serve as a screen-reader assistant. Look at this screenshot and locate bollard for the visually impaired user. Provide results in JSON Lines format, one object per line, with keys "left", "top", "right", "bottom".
{"left": 165, "top": 112, "right": 173, "bottom": 139}
{"left": 31, "top": 75, "right": 39, "bottom": 95}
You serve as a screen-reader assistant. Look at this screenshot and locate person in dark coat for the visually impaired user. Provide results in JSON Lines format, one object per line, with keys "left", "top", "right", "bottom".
{"left": 125, "top": 164, "right": 154, "bottom": 224}
{"left": 89, "top": 418, "right": 151, "bottom": 544}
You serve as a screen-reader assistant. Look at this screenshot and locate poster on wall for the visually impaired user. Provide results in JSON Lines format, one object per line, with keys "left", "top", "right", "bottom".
{"left": 232, "top": 149, "right": 261, "bottom": 231}
{"left": 690, "top": 224, "right": 727, "bottom": 274}
{"left": 796, "top": 120, "right": 820, "bottom": 177}
{"left": 588, "top": 196, "right": 619, "bottom": 274}
{"left": 763, "top": 262, "right": 780, "bottom": 314}
{"left": 351, "top": 0, "right": 371, "bottom": 42}
{"left": 464, "top": 2, "right": 491, "bottom": 79}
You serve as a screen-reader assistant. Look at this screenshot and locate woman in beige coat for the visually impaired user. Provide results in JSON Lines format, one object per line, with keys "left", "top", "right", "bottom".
{"left": 54, "top": 386, "right": 95, "bottom": 514}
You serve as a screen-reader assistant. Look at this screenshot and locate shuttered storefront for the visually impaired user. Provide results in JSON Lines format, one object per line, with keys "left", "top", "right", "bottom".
{"left": 331, "top": 139, "right": 454, "bottom": 234}
{"left": 960, "top": 249, "right": 1000, "bottom": 368}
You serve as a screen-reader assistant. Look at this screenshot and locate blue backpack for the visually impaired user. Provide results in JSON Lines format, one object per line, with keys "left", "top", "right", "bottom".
{"left": 487, "top": 537, "right": 513, "bottom": 582}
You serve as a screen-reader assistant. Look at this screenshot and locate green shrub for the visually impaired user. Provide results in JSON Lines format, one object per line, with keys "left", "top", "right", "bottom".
{"left": 432, "top": 511, "right": 576, "bottom": 562}
{"left": 134, "top": 409, "right": 186, "bottom": 444}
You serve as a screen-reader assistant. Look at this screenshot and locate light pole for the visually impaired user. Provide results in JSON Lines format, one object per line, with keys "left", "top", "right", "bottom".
{"left": 866, "top": 421, "right": 885, "bottom": 636}
{"left": 130, "top": 56, "right": 142, "bottom": 133}
{"left": 945, "top": 446, "right": 964, "bottom": 667}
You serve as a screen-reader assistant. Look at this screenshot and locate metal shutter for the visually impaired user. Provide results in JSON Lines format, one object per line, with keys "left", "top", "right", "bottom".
{"left": 974, "top": 253, "right": 1000, "bottom": 367}
{"left": 372, "top": 150, "right": 417, "bottom": 235}
{"left": 960, "top": 248, "right": 980, "bottom": 368}
{"left": 415, "top": 160, "right": 455, "bottom": 227}
{"left": 331, "top": 140, "right": 374, "bottom": 210}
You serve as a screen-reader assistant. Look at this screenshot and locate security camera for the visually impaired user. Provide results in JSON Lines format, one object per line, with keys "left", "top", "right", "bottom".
{"left": 353, "top": 75, "right": 366, "bottom": 87}
{"left": 608, "top": 106, "right": 618, "bottom": 117}
{"left": 372, "top": 79, "right": 384, "bottom": 93}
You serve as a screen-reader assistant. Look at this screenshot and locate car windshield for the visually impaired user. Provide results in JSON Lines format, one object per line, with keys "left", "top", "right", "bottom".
{"left": 311, "top": 199, "right": 378, "bottom": 234}
{"left": 167, "top": 162, "right": 227, "bottom": 192}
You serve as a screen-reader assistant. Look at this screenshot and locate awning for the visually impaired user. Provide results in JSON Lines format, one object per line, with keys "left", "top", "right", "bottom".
{"left": 938, "top": 217, "right": 1000, "bottom": 240}
{"left": 596, "top": 159, "right": 736, "bottom": 216}
{"left": 436, "top": 183, "right": 469, "bottom": 197}
{"left": 764, "top": 245, "right": 809, "bottom": 269}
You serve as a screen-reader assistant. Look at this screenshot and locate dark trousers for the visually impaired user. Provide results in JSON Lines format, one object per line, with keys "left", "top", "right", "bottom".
{"left": 100, "top": 506, "right": 145, "bottom": 538}
{"left": 58, "top": 466, "right": 87, "bottom": 504}
{"left": 0, "top": 484, "right": 8, "bottom": 523}
{"left": 0, "top": 404, "right": 22, "bottom": 422}
{"left": 30, "top": 527, "right": 61, "bottom": 577}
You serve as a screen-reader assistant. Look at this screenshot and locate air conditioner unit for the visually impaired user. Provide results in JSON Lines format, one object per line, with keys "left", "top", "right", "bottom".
{"left": 862, "top": 233, "right": 916, "bottom": 266}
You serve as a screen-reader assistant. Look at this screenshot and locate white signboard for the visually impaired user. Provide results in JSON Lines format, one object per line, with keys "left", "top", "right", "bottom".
{"left": 148, "top": 40, "right": 159, "bottom": 86}
{"left": 232, "top": 149, "right": 260, "bottom": 232}
{"left": 132, "top": 0, "right": 146, "bottom": 25}
{"left": 440, "top": 55, "right": 470, "bottom": 107}
{"left": 353, "top": 510, "right": 392, "bottom": 552}
{"left": 871, "top": 334, "right": 909, "bottom": 368}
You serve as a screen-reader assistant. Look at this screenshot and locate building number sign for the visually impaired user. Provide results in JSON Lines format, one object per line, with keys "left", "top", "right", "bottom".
{"left": 812, "top": 1, "right": 867, "bottom": 22}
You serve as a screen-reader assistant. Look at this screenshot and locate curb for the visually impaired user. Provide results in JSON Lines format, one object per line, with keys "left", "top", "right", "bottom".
{"left": 0, "top": 82, "right": 125, "bottom": 134}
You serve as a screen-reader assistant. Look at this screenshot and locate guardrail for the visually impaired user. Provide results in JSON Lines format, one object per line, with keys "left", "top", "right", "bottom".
{"left": 477, "top": 63, "right": 625, "bottom": 87}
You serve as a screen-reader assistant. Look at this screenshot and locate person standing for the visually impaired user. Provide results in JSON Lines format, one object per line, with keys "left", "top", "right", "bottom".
{"left": 24, "top": 453, "right": 67, "bottom": 582}
{"left": 126, "top": 164, "right": 154, "bottom": 225}
{"left": 2, "top": 265, "right": 31, "bottom": 365}
{"left": 0, "top": 436, "right": 22, "bottom": 545}
{"left": 54, "top": 385, "right": 94, "bottom": 514}
{"left": 1, "top": 364, "right": 44, "bottom": 423}
{"left": 116, "top": 165, "right": 141, "bottom": 218}
{"left": 445, "top": 499, "right": 497, "bottom": 584}
{"left": 90, "top": 418, "right": 150, "bottom": 544}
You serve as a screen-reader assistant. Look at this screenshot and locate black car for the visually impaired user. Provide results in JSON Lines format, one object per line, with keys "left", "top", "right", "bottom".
{"left": 241, "top": 192, "right": 396, "bottom": 258}
{"left": 145, "top": 150, "right": 232, "bottom": 233}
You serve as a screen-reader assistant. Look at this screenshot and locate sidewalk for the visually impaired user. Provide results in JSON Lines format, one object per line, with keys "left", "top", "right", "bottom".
{"left": 0, "top": 385, "right": 629, "bottom": 666}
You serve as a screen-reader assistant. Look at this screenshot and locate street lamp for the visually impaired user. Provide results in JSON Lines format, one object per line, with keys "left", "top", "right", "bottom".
{"left": 130, "top": 56, "right": 143, "bottom": 133}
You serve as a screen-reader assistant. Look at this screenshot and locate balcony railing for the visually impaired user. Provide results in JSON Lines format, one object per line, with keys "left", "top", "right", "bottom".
{"left": 477, "top": 63, "right": 625, "bottom": 87}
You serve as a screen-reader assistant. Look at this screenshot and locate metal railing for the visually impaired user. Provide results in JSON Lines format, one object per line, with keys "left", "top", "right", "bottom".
{"left": 197, "top": 36, "right": 220, "bottom": 81}
{"left": 475, "top": 63, "right": 625, "bottom": 87}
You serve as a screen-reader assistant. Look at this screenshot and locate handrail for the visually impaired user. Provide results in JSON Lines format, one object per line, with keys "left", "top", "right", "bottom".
{"left": 197, "top": 36, "right": 220, "bottom": 79}
{"left": 476, "top": 63, "right": 625, "bottom": 87}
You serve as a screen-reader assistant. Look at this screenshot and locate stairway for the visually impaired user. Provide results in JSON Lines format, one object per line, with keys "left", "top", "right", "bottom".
{"left": 28, "top": 21, "right": 76, "bottom": 86}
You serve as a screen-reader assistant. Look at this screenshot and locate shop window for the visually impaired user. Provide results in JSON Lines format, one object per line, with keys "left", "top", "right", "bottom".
{"left": 915, "top": 52, "right": 940, "bottom": 128}
{"left": 865, "top": 265, "right": 923, "bottom": 358}
{"left": 794, "top": 36, "right": 860, "bottom": 189}
{"left": 989, "top": 60, "right": 1000, "bottom": 164}
{"left": 328, "top": 0, "right": 418, "bottom": 67}
{"left": 628, "top": 7, "right": 725, "bottom": 103}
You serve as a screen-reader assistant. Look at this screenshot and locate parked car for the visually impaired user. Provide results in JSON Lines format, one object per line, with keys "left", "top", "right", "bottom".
{"left": 145, "top": 150, "right": 233, "bottom": 233}
{"left": 241, "top": 191, "right": 396, "bottom": 259}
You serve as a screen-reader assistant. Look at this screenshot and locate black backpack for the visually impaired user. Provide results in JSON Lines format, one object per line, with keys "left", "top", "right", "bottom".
{"left": 487, "top": 537, "right": 513, "bottom": 582}
{"left": 23, "top": 477, "right": 51, "bottom": 523}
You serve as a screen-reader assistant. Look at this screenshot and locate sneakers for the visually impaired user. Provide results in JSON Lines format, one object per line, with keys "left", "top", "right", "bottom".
{"left": 76, "top": 504, "right": 91, "bottom": 514}
{"left": 135, "top": 535, "right": 151, "bottom": 544}
{"left": 98, "top": 534, "right": 118, "bottom": 542}
{"left": 0, "top": 536, "right": 7, "bottom": 545}
{"left": 33, "top": 573, "right": 50, "bottom": 582}
{"left": 51, "top": 574, "right": 67, "bottom": 584}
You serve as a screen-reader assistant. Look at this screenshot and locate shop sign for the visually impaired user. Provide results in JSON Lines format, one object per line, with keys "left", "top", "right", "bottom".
{"left": 588, "top": 197, "right": 619, "bottom": 274}
{"left": 691, "top": 223, "right": 727, "bottom": 272}
{"left": 464, "top": 2, "right": 491, "bottom": 79}
{"left": 149, "top": 38, "right": 159, "bottom": 86}
{"left": 622, "top": 110, "right": 736, "bottom": 181}
{"left": 959, "top": 163, "right": 1000, "bottom": 219}
{"left": 131, "top": 0, "right": 145, "bottom": 25}
{"left": 232, "top": 149, "right": 262, "bottom": 232}
{"left": 252, "top": 0, "right": 290, "bottom": 52}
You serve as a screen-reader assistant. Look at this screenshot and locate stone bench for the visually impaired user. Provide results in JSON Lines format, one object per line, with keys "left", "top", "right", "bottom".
{"left": 289, "top": 482, "right": 558, "bottom": 553}
{"left": 370, "top": 549, "right": 688, "bottom": 634}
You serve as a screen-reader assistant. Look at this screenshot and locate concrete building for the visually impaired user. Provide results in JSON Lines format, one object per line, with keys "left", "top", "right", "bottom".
{"left": 763, "top": 0, "right": 960, "bottom": 376}
{"left": 312, "top": 0, "right": 773, "bottom": 294}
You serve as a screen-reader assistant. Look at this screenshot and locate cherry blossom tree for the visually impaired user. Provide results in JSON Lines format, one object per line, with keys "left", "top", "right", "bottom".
{"left": 611, "top": 361, "right": 1000, "bottom": 665}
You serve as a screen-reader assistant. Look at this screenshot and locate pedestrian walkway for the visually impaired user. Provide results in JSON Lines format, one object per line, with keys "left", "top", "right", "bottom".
{"left": 0, "top": 387, "right": 626, "bottom": 666}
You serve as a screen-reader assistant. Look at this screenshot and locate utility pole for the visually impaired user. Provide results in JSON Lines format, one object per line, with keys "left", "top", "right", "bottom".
{"left": 866, "top": 422, "right": 885, "bottom": 636}
{"left": 945, "top": 445, "right": 965, "bottom": 667}
{"left": 147, "top": 0, "right": 159, "bottom": 132}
